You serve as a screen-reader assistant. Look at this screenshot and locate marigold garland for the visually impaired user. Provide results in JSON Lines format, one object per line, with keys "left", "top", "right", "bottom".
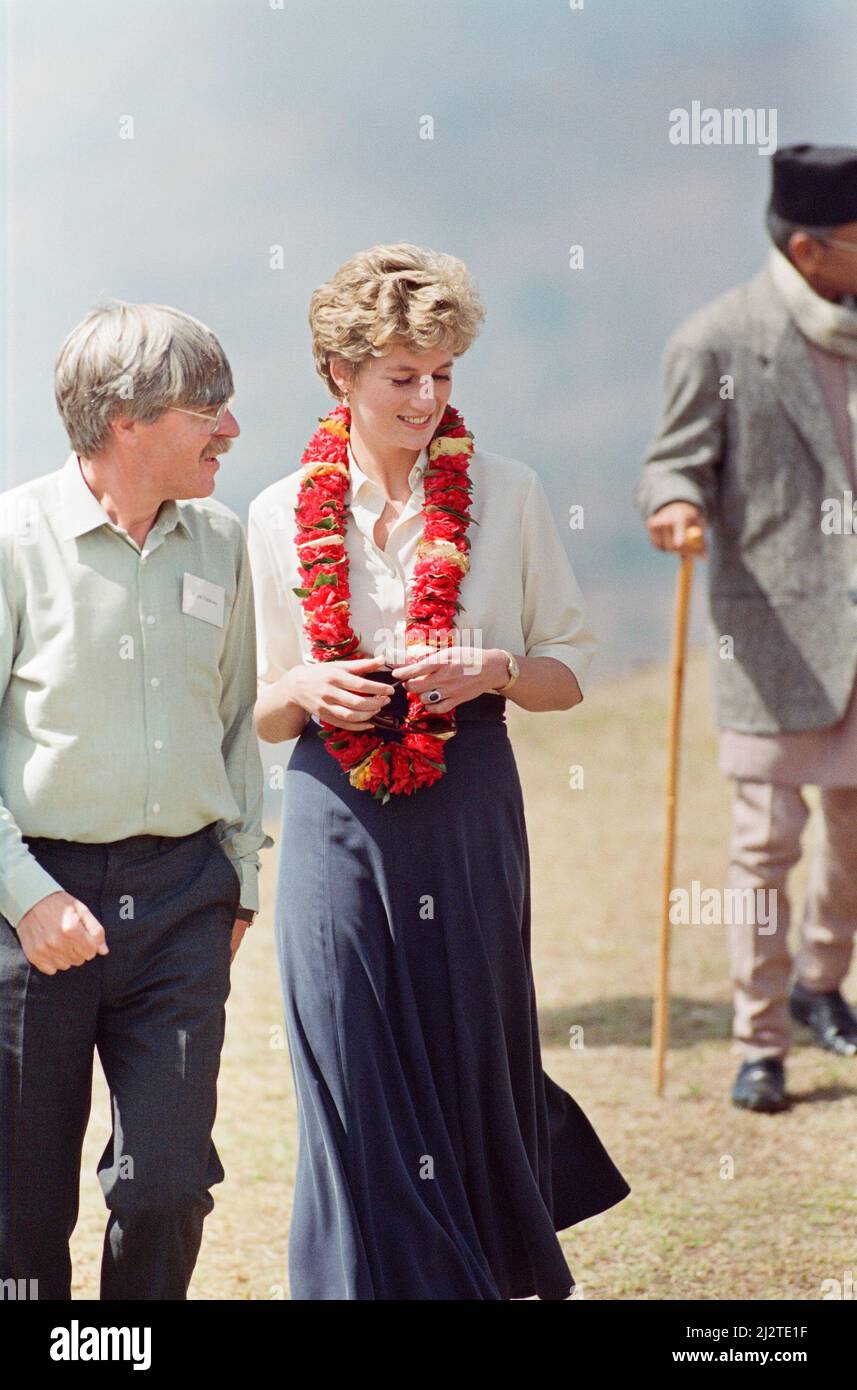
{"left": 292, "top": 401, "right": 476, "bottom": 802}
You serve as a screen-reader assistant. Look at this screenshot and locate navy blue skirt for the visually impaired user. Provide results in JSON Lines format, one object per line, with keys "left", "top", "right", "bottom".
{"left": 274, "top": 692, "right": 630, "bottom": 1300}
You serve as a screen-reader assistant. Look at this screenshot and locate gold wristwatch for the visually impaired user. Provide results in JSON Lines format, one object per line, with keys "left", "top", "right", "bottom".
{"left": 493, "top": 649, "right": 520, "bottom": 694}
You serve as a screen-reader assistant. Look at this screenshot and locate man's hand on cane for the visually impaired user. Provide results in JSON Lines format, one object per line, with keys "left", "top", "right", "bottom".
{"left": 646, "top": 501, "right": 708, "bottom": 557}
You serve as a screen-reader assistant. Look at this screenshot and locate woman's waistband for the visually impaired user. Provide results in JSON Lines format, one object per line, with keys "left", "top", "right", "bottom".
{"left": 452, "top": 693, "right": 507, "bottom": 722}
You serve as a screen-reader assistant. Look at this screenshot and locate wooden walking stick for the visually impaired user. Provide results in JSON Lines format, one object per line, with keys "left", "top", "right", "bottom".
{"left": 652, "top": 524, "right": 705, "bottom": 1096}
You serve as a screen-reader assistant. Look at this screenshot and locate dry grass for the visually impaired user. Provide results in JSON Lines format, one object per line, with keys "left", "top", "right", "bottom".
{"left": 70, "top": 648, "right": 857, "bottom": 1299}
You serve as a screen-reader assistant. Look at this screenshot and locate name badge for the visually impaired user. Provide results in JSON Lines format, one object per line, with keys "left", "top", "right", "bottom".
{"left": 182, "top": 572, "right": 225, "bottom": 627}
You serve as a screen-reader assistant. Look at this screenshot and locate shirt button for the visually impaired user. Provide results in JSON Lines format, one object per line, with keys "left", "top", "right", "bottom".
{"left": 150, "top": 677, "right": 160, "bottom": 688}
{"left": 146, "top": 615, "right": 156, "bottom": 625}
{"left": 154, "top": 739, "right": 163, "bottom": 750}
{"left": 152, "top": 803, "right": 161, "bottom": 814}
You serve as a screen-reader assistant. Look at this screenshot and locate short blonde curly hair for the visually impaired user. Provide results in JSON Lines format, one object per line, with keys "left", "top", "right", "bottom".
{"left": 309, "top": 242, "right": 486, "bottom": 399}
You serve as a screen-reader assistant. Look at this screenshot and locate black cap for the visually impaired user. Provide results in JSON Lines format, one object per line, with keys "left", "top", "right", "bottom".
{"left": 769, "top": 144, "right": 857, "bottom": 226}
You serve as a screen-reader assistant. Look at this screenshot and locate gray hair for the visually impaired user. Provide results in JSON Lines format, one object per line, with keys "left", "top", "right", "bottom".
{"left": 766, "top": 209, "right": 837, "bottom": 262}
{"left": 54, "top": 301, "right": 234, "bottom": 456}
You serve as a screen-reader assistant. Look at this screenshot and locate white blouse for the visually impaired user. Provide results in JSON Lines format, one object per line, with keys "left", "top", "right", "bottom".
{"left": 247, "top": 438, "right": 598, "bottom": 698}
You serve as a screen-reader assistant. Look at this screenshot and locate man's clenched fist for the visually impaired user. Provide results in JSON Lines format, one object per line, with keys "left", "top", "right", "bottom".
{"left": 16, "top": 891, "right": 109, "bottom": 975}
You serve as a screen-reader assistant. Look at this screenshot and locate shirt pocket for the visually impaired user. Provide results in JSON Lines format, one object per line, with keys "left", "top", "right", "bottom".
{"left": 182, "top": 610, "right": 228, "bottom": 700}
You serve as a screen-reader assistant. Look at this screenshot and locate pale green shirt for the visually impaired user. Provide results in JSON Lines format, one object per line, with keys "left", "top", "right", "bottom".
{"left": 0, "top": 452, "right": 273, "bottom": 929}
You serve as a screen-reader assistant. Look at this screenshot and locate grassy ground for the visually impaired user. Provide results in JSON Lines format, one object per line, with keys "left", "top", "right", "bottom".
{"left": 70, "top": 648, "right": 857, "bottom": 1299}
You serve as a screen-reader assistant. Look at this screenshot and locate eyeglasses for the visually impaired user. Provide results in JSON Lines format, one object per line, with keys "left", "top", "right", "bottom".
{"left": 815, "top": 236, "right": 857, "bottom": 256}
{"left": 168, "top": 395, "right": 234, "bottom": 433}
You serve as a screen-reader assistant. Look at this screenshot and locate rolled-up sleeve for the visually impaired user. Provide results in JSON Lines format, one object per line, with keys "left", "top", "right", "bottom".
{"left": 519, "top": 472, "right": 598, "bottom": 696}
{"left": 216, "top": 525, "right": 274, "bottom": 913}
{"left": 247, "top": 498, "right": 305, "bottom": 684}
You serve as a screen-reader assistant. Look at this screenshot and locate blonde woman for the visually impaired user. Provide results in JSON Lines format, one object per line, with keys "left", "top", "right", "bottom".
{"left": 248, "top": 243, "right": 629, "bottom": 1300}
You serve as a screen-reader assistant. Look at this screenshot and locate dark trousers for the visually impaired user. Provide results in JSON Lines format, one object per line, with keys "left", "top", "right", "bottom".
{"left": 0, "top": 822, "right": 241, "bottom": 1300}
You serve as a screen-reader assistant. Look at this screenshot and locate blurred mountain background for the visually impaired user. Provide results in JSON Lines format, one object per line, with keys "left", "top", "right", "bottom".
{"left": 3, "top": 0, "right": 856, "bottom": 681}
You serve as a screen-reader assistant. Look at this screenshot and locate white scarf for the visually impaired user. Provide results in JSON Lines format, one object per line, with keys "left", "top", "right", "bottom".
{"left": 768, "top": 246, "right": 857, "bottom": 472}
{"left": 768, "top": 245, "right": 857, "bottom": 358}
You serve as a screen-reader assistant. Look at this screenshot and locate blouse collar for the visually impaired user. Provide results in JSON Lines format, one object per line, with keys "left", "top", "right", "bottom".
{"left": 347, "top": 438, "right": 429, "bottom": 500}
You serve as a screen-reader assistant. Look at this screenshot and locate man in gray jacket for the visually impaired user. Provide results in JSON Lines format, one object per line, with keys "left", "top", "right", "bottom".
{"left": 636, "top": 144, "right": 857, "bottom": 1112}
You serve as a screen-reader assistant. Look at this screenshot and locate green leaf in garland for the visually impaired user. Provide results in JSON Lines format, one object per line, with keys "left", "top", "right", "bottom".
{"left": 427, "top": 479, "right": 473, "bottom": 495}
{"left": 425, "top": 504, "right": 480, "bottom": 526}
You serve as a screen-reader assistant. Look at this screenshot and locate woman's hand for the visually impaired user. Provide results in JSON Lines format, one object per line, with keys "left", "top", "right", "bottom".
{"left": 390, "top": 647, "right": 508, "bottom": 715}
{"left": 289, "top": 655, "right": 394, "bottom": 731}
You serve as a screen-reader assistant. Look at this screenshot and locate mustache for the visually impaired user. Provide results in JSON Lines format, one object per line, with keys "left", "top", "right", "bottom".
{"left": 205, "top": 440, "right": 233, "bottom": 457}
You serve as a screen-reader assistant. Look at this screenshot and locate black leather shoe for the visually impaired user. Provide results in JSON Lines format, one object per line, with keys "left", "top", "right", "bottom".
{"left": 731, "top": 1058, "right": 789, "bottom": 1112}
{"left": 789, "top": 981, "right": 857, "bottom": 1056}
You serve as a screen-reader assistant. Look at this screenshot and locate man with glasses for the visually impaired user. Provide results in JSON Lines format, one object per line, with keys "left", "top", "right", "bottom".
{"left": 636, "top": 144, "right": 857, "bottom": 1112}
{"left": 0, "top": 301, "right": 272, "bottom": 1297}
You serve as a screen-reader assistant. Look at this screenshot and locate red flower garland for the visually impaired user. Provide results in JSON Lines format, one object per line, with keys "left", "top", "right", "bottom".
{"left": 292, "top": 401, "right": 475, "bottom": 802}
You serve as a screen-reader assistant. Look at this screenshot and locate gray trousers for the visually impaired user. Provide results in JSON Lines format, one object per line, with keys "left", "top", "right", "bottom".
{"left": 727, "top": 781, "right": 857, "bottom": 1061}
{"left": 0, "top": 822, "right": 240, "bottom": 1300}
